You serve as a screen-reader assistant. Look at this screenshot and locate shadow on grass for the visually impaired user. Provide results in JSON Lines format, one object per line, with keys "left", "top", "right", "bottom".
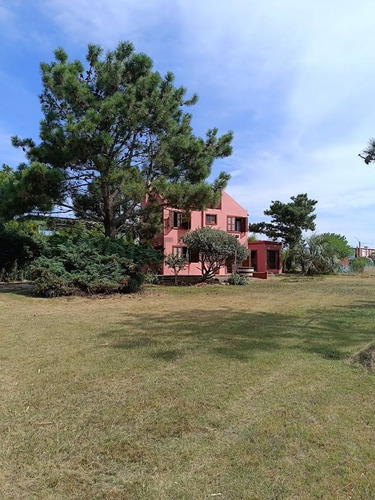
{"left": 100, "top": 300, "right": 375, "bottom": 362}
{"left": 0, "top": 283, "right": 34, "bottom": 296}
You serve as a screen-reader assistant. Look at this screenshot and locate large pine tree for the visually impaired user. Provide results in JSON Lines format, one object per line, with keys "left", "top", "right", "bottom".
{"left": 249, "top": 194, "right": 317, "bottom": 247}
{"left": 7, "top": 42, "right": 233, "bottom": 239}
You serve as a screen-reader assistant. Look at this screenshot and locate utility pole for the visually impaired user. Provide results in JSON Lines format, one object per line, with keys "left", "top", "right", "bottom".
{"left": 354, "top": 237, "right": 361, "bottom": 258}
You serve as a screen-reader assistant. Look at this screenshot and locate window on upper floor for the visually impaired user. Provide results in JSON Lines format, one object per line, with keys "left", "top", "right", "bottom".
{"left": 205, "top": 214, "right": 217, "bottom": 225}
{"left": 227, "top": 216, "right": 247, "bottom": 232}
{"left": 169, "top": 211, "right": 190, "bottom": 229}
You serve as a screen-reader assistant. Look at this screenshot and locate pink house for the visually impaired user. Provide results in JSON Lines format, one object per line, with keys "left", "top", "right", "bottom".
{"left": 152, "top": 191, "right": 248, "bottom": 276}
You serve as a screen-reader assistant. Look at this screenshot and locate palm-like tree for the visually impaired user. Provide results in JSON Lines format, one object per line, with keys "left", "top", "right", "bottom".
{"left": 288, "top": 234, "right": 341, "bottom": 275}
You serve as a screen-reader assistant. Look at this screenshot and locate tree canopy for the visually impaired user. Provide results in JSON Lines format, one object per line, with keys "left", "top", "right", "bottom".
{"left": 4, "top": 42, "right": 233, "bottom": 239}
{"left": 319, "top": 233, "right": 352, "bottom": 260}
{"left": 182, "top": 227, "right": 248, "bottom": 281}
{"left": 248, "top": 193, "right": 317, "bottom": 247}
{"left": 0, "top": 164, "right": 63, "bottom": 220}
{"left": 359, "top": 139, "right": 375, "bottom": 164}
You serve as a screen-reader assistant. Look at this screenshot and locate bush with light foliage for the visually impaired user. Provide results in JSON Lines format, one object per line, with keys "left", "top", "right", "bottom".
{"left": 351, "top": 257, "right": 373, "bottom": 273}
{"left": 227, "top": 274, "right": 249, "bottom": 285}
{"left": 165, "top": 253, "right": 188, "bottom": 285}
{"left": 288, "top": 234, "right": 342, "bottom": 275}
{"left": 182, "top": 227, "right": 248, "bottom": 281}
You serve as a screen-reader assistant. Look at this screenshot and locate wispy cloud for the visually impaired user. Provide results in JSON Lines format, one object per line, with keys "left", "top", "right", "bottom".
{"left": 0, "top": 4, "right": 13, "bottom": 23}
{"left": 2, "top": 0, "right": 375, "bottom": 245}
{"left": 41, "top": 0, "right": 173, "bottom": 50}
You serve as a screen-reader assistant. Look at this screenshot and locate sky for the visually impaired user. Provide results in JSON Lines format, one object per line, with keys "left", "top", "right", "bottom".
{"left": 1, "top": 0, "right": 375, "bottom": 248}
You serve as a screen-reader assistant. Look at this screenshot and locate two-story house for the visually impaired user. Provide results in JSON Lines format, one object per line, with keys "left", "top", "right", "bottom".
{"left": 152, "top": 191, "right": 248, "bottom": 276}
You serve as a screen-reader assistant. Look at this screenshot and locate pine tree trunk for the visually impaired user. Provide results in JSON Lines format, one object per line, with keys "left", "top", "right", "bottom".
{"left": 102, "top": 181, "right": 116, "bottom": 239}
{"left": 104, "top": 215, "right": 116, "bottom": 239}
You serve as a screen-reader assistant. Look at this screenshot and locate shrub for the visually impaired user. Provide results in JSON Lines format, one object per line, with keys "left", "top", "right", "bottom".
{"left": 0, "top": 221, "right": 45, "bottom": 281}
{"left": 351, "top": 257, "right": 372, "bottom": 273}
{"left": 46, "top": 233, "right": 163, "bottom": 270}
{"left": 143, "top": 272, "right": 160, "bottom": 285}
{"left": 30, "top": 257, "right": 72, "bottom": 296}
{"left": 31, "top": 236, "right": 146, "bottom": 296}
{"left": 164, "top": 253, "right": 188, "bottom": 285}
{"left": 287, "top": 234, "right": 342, "bottom": 275}
{"left": 227, "top": 274, "right": 249, "bottom": 285}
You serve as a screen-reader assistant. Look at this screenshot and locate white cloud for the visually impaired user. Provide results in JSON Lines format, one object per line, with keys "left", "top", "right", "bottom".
{"left": 41, "top": 0, "right": 173, "bottom": 50}
{"left": 20, "top": 1, "right": 375, "bottom": 244}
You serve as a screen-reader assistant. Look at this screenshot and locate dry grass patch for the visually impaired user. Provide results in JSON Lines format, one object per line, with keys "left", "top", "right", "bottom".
{"left": 350, "top": 341, "right": 375, "bottom": 372}
{"left": 1, "top": 276, "right": 375, "bottom": 498}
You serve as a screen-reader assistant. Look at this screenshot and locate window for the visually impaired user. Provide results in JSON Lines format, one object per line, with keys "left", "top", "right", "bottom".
{"left": 227, "top": 216, "right": 247, "bottom": 232}
{"left": 174, "top": 212, "right": 183, "bottom": 228}
{"left": 267, "top": 250, "right": 280, "bottom": 269}
{"left": 205, "top": 214, "right": 217, "bottom": 225}
{"left": 170, "top": 211, "right": 190, "bottom": 229}
{"left": 188, "top": 248, "right": 200, "bottom": 263}
{"left": 227, "top": 216, "right": 235, "bottom": 232}
{"left": 172, "top": 246, "right": 188, "bottom": 258}
{"left": 172, "top": 246, "right": 199, "bottom": 263}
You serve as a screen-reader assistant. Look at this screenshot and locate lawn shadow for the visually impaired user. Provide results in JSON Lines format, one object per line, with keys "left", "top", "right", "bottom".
{"left": 0, "top": 283, "right": 34, "bottom": 296}
{"left": 101, "top": 299, "right": 375, "bottom": 363}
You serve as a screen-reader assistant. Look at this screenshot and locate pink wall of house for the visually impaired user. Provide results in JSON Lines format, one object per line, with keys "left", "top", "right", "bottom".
{"left": 248, "top": 241, "right": 283, "bottom": 275}
{"left": 154, "top": 191, "right": 249, "bottom": 276}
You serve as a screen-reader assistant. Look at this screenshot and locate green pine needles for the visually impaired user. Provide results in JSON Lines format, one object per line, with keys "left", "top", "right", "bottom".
{"left": 8, "top": 42, "right": 233, "bottom": 239}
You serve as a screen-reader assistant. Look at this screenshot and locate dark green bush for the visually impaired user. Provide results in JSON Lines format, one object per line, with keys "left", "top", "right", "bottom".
{"left": 0, "top": 221, "right": 45, "bottom": 281}
{"left": 46, "top": 233, "right": 162, "bottom": 270}
{"left": 31, "top": 236, "right": 158, "bottom": 296}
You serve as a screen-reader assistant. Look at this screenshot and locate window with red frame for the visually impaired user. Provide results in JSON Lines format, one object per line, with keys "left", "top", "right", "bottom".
{"left": 205, "top": 214, "right": 217, "bottom": 225}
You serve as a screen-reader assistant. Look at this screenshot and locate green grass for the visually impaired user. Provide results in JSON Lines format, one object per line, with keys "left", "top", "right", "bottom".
{"left": 1, "top": 275, "right": 375, "bottom": 499}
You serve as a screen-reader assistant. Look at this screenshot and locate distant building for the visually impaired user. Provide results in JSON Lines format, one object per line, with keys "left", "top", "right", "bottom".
{"left": 355, "top": 246, "right": 375, "bottom": 258}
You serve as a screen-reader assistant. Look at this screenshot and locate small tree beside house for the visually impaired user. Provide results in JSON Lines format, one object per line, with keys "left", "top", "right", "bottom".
{"left": 164, "top": 253, "right": 188, "bottom": 285}
{"left": 182, "top": 227, "right": 248, "bottom": 281}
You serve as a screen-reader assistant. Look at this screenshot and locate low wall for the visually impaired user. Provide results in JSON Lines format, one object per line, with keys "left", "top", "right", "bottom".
{"left": 253, "top": 271, "right": 268, "bottom": 280}
{"left": 158, "top": 275, "right": 231, "bottom": 285}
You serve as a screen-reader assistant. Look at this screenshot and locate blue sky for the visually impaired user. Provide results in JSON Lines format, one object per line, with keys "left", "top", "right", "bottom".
{"left": 1, "top": 0, "right": 375, "bottom": 248}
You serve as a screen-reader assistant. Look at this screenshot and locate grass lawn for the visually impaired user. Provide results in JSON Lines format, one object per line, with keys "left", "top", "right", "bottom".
{"left": 1, "top": 275, "right": 375, "bottom": 499}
